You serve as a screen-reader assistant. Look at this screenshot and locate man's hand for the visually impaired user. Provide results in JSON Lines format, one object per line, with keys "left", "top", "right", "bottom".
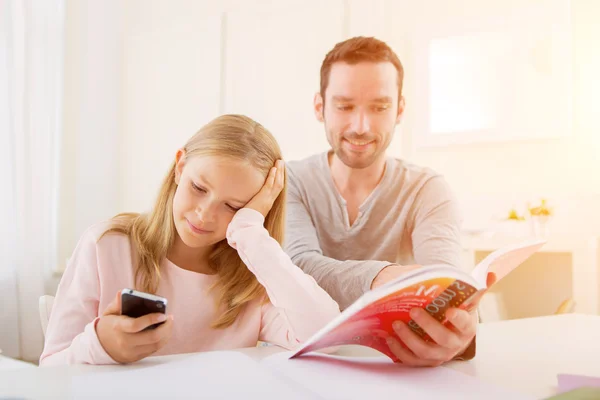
{"left": 386, "top": 307, "right": 477, "bottom": 367}
{"left": 371, "top": 264, "right": 421, "bottom": 290}
{"left": 382, "top": 271, "right": 497, "bottom": 367}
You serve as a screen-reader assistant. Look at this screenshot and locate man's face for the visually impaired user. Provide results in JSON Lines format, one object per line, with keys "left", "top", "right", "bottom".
{"left": 316, "top": 62, "right": 404, "bottom": 169}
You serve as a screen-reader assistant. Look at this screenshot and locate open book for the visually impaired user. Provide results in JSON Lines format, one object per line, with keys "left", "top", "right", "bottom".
{"left": 291, "top": 239, "right": 547, "bottom": 362}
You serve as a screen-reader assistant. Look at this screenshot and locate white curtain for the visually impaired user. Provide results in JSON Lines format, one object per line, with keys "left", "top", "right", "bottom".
{"left": 0, "top": 0, "right": 64, "bottom": 361}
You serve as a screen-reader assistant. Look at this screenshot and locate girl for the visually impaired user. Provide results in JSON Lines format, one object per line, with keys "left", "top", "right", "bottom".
{"left": 40, "top": 114, "right": 340, "bottom": 365}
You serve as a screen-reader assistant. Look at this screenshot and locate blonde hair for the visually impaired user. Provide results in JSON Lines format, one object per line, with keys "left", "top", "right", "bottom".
{"left": 105, "top": 114, "right": 286, "bottom": 328}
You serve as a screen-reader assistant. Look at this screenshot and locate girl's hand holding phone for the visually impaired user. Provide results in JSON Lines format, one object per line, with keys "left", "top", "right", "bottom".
{"left": 96, "top": 292, "right": 174, "bottom": 363}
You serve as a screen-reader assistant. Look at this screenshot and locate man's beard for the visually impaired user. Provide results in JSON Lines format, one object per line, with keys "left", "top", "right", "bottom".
{"left": 327, "top": 130, "right": 388, "bottom": 169}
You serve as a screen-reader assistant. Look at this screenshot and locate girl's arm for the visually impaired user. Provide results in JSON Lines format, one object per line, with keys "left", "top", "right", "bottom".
{"left": 227, "top": 208, "right": 340, "bottom": 349}
{"left": 39, "top": 227, "right": 117, "bottom": 366}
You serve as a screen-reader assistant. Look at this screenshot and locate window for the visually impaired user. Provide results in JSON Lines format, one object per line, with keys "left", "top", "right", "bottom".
{"left": 413, "top": 0, "right": 571, "bottom": 147}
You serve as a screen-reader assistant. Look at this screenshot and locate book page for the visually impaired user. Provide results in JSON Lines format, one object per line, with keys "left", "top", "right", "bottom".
{"left": 471, "top": 239, "right": 546, "bottom": 285}
{"left": 264, "top": 352, "right": 534, "bottom": 400}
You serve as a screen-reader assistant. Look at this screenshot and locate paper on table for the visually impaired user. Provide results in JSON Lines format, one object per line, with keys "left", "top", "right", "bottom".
{"left": 71, "top": 351, "right": 311, "bottom": 400}
{"left": 557, "top": 374, "right": 600, "bottom": 393}
{"left": 261, "top": 352, "right": 535, "bottom": 400}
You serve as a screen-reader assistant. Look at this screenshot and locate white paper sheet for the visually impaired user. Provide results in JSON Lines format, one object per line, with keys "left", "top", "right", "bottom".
{"left": 71, "top": 351, "right": 311, "bottom": 400}
{"left": 261, "top": 352, "right": 535, "bottom": 400}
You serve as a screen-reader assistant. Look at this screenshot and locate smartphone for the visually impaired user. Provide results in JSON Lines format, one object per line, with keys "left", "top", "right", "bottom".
{"left": 120, "top": 288, "right": 168, "bottom": 330}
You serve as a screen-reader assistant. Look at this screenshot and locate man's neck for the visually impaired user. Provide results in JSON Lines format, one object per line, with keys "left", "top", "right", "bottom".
{"left": 328, "top": 151, "right": 387, "bottom": 195}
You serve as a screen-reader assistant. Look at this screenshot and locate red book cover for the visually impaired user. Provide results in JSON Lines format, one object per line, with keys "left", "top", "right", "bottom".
{"left": 291, "top": 239, "right": 546, "bottom": 362}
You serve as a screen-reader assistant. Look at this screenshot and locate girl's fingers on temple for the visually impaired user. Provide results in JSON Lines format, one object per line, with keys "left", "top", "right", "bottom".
{"left": 276, "top": 161, "right": 285, "bottom": 189}
{"left": 266, "top": 167, "right": 277, "bottom": 188}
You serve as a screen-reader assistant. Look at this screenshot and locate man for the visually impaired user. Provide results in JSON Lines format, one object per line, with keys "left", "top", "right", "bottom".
{"left": 285, "top": 37, "right": 485, "bottom": 366}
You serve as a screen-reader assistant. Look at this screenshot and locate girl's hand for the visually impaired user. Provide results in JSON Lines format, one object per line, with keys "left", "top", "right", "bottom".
{"left": 245, "top": 160, "right": 285, "bottom": 218}
{"left": 96, "top": 292, "right": 174, "bottom": 364}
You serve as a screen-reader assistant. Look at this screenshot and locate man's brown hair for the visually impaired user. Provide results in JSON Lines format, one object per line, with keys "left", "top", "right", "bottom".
{"left": 319, "top": 36, "right": 404, "bottom": 103}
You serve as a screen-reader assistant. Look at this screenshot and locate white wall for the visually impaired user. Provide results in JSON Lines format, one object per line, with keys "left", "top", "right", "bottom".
{"left": 395, "top": 0, "right": 600, "bottom": 236}
{"left": 57, "top": 0, "right": 600, "bottom": 286}
{"left": 119, "top": 0, "right": 345, "bottom": 212}
{"left": 120, "top": 2, "right": 223, "bottom": 212}
{"left": 57, "top": 0, "right": 123, "bottom": 273}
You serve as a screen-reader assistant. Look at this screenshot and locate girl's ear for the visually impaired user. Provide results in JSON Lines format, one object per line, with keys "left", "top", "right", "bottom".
{"left": 175, "top": 149, "right": 186, "bottom": 185}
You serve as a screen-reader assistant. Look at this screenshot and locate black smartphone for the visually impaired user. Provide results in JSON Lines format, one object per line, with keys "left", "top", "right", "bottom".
{"left": 120, "top": 288, "right": 168, "bottom": 330}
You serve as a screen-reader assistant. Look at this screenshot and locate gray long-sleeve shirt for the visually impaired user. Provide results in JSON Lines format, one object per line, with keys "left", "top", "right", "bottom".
{"left": 285, "top": 151, "right": 463, "bottom": 310}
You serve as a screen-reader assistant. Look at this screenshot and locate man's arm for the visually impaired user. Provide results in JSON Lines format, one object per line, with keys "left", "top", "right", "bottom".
{"left": 371, "top": 176, "right": 463, "bottom": 292}
{"left": 284, "top": 168, "right": 389, "bottom": 310}
{"left": 403, "top": 176, "right": 477, "bottom": 362}
{"left": 410, "top": 176, "right": 463, "bottom": 269}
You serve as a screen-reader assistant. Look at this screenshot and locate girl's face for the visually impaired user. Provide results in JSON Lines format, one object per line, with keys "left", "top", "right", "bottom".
{"left": 173, "top": 153, "right": 265, "bottom": 250}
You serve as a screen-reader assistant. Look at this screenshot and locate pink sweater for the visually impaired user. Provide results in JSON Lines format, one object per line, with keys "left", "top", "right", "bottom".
{"left": 40, "top": 209, "right": 340, "bottom": 365}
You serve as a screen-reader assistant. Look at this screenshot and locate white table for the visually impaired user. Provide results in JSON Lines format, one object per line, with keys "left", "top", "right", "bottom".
{"left": 1, "top": 314, "right": 598, "bottom": 399}
{"left": 0, "top": 353, "right": 34, "bottom": 372}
